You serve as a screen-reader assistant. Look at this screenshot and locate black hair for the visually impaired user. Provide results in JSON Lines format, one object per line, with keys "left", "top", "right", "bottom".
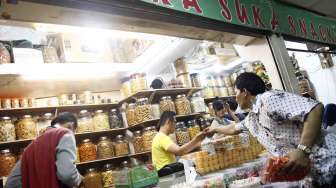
{"left": 213, "top": 98, "right": 224, "bottom": 111}
{"left": 51, "top": 112, "right": 78, "bottom": 129}
{"left": 156, "top": 111, "right": 176, "bottom": 131}
{"left": 150, "top": 78, "right": 164, "bottom": 89}
{"left": 235, "top": 72, "right": 266, "bottom": 96}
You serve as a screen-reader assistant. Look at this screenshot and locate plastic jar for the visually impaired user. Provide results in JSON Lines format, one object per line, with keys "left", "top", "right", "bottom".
{"left": 135, "top": 98, "right": 152, "bottom": 123}
{"left": 101, "top": 164, "right": 114, "bottom": 188}
{"left": 84, "top": 168, "right": 103, "bottom": 188}
{"left": 93, "top": 110, "right": 110, "bottom": 131}
{"left": 190, "top": 93, "right": 206, "bottom": 113}
{"left": 126, "top": 103, "right": 137, "bottom": 127}
{"left": 15, "top": 115, "right": 37, "bottom": 140}
{"left": 0, "top": 117, "right": 16, "bottom": 142}
{"left": 78, "top": 139, "right": 97, "bottom": 162}
{"left": 114, "top": 135, "right": 129, "bottom": 156}
{"left": 175, "top": 94, "right": 192, "bottom": 115}
{"left": 133, "top": 131, "right": 143, "bottom": 153}
{"left": 0, "top": 149, "right": 16, "bottom": 177}
{"left": 159, "top": 96, "right": 176, "bottom": 114}
{"left": 109, "top": 109, "right": 122, "bottom": 129}
{"left": 77, "top": 110, "right": 94, "bottom": 133}
{"left": 37, "top": 113, "right": 53, "bottom": 135}
{"left": 143, "top": 126, "right": 157, "bottom": 151}
{"left": 97, "top": 137, "right": 114, "bottom": 159}
{"left": 187, "top": 120, "right": 201, "bottom": 139}
{"left": 175, "top": 122, "right": 190, "bottom": 146}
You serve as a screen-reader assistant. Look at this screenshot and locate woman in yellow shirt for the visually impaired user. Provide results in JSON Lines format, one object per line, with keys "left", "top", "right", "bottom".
{"left": 152, "top": 111, "right": 205, "bottom": 177}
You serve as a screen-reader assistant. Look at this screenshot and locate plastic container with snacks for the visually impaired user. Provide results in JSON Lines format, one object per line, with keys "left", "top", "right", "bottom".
{"left": 114, "top": 135, "right": 129, "bottom": 156}
{"left": 175, "top": 122, "right": 190, "bottom": 146}
{"left": 0, "top": 149, "right": 16, "bottom": 177}
{"left": 15, "top": 115, "right": 37, "bottom": 140}
{"left": 159, "top": 96, "right": 176, "bottom": 114}
{"left": 187, "top": 120, "right": 201, "bottom": 139}
{"left": 191, "top": 93, "right": 206, "bottom": 113}
{"left": 84, "top": 168, "right": 103, "bottom": 188}
{"left": 177, "top": 73, "right": 192, "bottom": 88}
{"left": 77, "top": 110, "right": 94, "bottom": 133}
{"left": 135, "top": 98, "right": 152, "bottom": 123}
{"left": 97, "top": 137, "right": 114, "bottom": 159}
{"left": 78, "top": 139, "right": 97, "bottom": 162}
{"left": 133, "top": 131, "right": 143, "bottom": 153}
{"left": 126, "top": 103, "right": 137, "bottom": 127}
{"left": 0, "top": 117, "right": 16, "bottom": 142}
{"left": 109, "top": 109, "right": 123, "bottom": 129}
{"left": 93, "top": 110, "right": 110, "bottom": 131}
{"left": 174, "top": 58, "right": 189, "bottom": 75}
{"left": 101, "top": 164, "right": 114, "bottom": 188}
{"left": 175, "top": 94, "right": 192, "bottom": 115}
{"left": 143, "top": 126, "right": 157, "bottom": 151}
{"left": 37, "top": 113, "right": 53, "bottom": 135}
{"left": 203, "top": 86, "right": 214, "bottom": 98}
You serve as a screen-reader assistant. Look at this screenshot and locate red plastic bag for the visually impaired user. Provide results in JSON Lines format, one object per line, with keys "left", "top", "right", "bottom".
{"left": 261, "top": 156, "right": 310, "bottom": 183}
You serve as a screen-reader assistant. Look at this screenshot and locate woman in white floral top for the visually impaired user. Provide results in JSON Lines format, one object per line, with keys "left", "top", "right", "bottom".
{"left": 206, "top": 72, "right": 336, "bottom": 187}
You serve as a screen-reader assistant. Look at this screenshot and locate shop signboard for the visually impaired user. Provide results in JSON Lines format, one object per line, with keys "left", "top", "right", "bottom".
{"left": 140, "top": 0, "right": 336, "bottom": 45}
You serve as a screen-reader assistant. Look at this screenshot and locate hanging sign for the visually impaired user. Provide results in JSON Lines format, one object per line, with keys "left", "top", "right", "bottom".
{"left": 140, "top": 0, "right": 336, "bottom": 45}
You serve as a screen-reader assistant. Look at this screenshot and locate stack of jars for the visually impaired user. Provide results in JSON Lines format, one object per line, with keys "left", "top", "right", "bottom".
{"left": 175, "top": 122, "right": 190, "bottom": 146}
{"left": 0, "top": 149, "right": 16, "bottom": 177}
{"left": 143, "top": 126, "right": 157, "bottom": 151}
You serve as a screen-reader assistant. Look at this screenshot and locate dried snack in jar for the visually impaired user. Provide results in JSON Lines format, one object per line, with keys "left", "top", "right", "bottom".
{"left": 135, "top": 98, "right": 152, "bottom": 123}
{"left": 126, "top": 103, "right": 136, "bottom": 127}
{"left": 93, "top": 110, "right": 110, "bottom": 131}
{"left": 187, "top": 120, "right": 201, "bottom": 139}
{"left": 37, "top": 113, "right": 53, "bottom": 136}
{"left": 114, "top": 135, "right": 129, "bottom": 156}
{"left": 15, "top": 115, "right": 37, "bottom": 140}
{"left": 97, "top": 137, "right": 114, "bottom": 159}
{"left": 159, "top": 96, "right": 176, "bottom": 114}
{"left": 78, "top": 139, "right": 97, "bottom": 162}
{"left": 84, "top": 168, "right": 103, "bottom": 188}
{"left": 101, "top": 164, "right": 114, "bottom": 188}
{"left": 77, "top": 110, "right": 94, "bottom": 133}
{"left": 0, "top": 117, "right": 16, "bottom": 142}
{"left": 175, "top": 122, "right": 190, "bottom": 146}
{"left": 133, "top": 131, "right": 143, "bottom": 153}
{"left": 0, "top": 149, "right": 16, "bottom": 177}
{"left": 175, "top": 95, "right": 192, "bottom": 115}
{"left": 143, "top": 127, "right": 157, "bottom": 151}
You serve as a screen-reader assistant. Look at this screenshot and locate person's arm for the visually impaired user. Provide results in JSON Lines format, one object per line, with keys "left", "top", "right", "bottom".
{"left": 55, "top": 134, "right": 83, "bottom": 187}
{"left": 224, "top": 103, "right": 240, "bottom": 123}
{"left": 5, "top": 160, "right": 22, "bottom": 188}
{"left": 167, "top": 132, "right": 205, "bottom": 156}
{"left": 205, "top": 123, "right": 241, "bottom": 136}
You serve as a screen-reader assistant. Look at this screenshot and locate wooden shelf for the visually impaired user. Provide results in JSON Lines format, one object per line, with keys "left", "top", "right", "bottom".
{"left": 76, "top": 155, "right": 129, "bottom": 166}
{"left": 204, "top": 96, "right": 236, "bottom": 103}
{"left": 0, "top": 138, "right": 33, "bottom": 150}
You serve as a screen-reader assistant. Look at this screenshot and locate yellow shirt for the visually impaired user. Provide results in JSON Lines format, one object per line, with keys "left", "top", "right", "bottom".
{"left": 151, "top": 132, "right": 176, "bottom": 170}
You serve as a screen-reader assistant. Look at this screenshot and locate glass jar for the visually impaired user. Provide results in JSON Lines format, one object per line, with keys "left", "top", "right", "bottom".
{"left": 15, "top": 115, "right": 37, "bottom": 140}
{"left": 77, "top": 110, "right": 94, "bottom": 133}
{"left": 175, "top": 122, "right": 190, "bottom": 146}
{"left": 114, "top": 135, "right": 129, "bottom": 156}
{"left": 213, "top": 86, "right": 221, "bottom": 97}
{"left": 78, "top": 139, "right": 97, "bottom": 162}
{"left": 135, "top": 98, "right": 152, "bottom": 123}
{"left": 207, "top": 76, "right": 216, "bottom": 87}
{"left": 109, "top": 109, "right": 122, "bottom": 129}
{"left": 133, "top": 131, "right": 143, "bottom": 153}
{"left": 97, "top": 137, "right": 114, "bottom": 159}
{"left": 84, "top": 168, "right": 103, "bottom": 188}
{"left": 208, "top": 103, "right": 216, "bottom": 117}
{"left": 121, "top": 78, "right": 131, "bottom": 98}
{"left": 187, "top": 120, "right": 201, "bottom": 139}
{"left": 217, "top": 76, "right": 225, "bottom": 87}
{"left": 143, "top": 126, "right": 157, "bottom": 151}
{"left": 203, "top": 86, "right": 214, "bottom": 98}
{"left": 159, "top": 96, "right": 176, "bottom": 114}
{"left": 190, "top": 73, "right": 202, "bottom": 87}
{"left": 93, "top": 110, "right": 110, "bottom": 131}
{"left": 37, "top": 113, "right": 53, "bottom": 135}
{"left": 0, "top": 149, "right": 16, "bottom": 177}
{"left": 175, "top": 94, "right": 192, "bottom": 115}
{"left": 191, "top": 94, "right": 206, "bottom": 113}
{"left": 101, "top": 164, "right": 114, "bottom": 188}
{"left": 0, "top": 43, "right": 11, "bottom": 64}
{"left": 80, "top": 91, "right": 93, "bottom": 104}
{"left": 130, "top": 74, "right": 138, "bottom": 94}
{"left": 0, "top": 117, "right": 15, "bottom": 142}
{"left": 11, "top": 99, "right": 19, "bottom": 109}
{"left": 151, "top": 104, "right": 161, "bottom": 119}
{"left": 219, "top": 87, "right": 229, "bottom": 97}
{"left": 1, "top": 99, "right": 11, "bottom": 109}
{"left": 126, "top": 103, "right": 136, "bottom": 127}
{"left": 138, "top": 73, "right": 148, "bottom": 91}
{"left": 228, "top": 87, "right": 236, "bottom": 96}
{"left": 224, "top": 75, "right": 232, "bottom": 87}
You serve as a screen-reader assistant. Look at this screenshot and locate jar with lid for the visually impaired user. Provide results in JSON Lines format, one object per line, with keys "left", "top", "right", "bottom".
{"left": 97, "top": 137, "right": 114, "bottom": 159}
{"left": 77, "top": 110, "right": 94, "bottom": 133}
{"left": 0, "top": 149, "right": 16, "bottom": 177}
{"left": 78, "top": 139, "right": 97, "bottom": 162}
{"left": 208, "top": 103, "right": 216, "bottom": 117}
{"left": 135, "top": 98, "right": 152, "bottom": 123}
{"left": 143, "top": 126, "right": 157, "bottom": 151}
{"left": 0, "top": 43, "right": 11, "bottom": 64}
{"left": 190, "top": 73, "right": 202, "bottom": 87}
{"left": 190, "top": 93, "right": 206, "bottom": 113}
{"left": 159, "top": 96, "right": 176, "bottom": 114}
{"left": 126, "top": 103, "right": 136, "bottom": 127}
{"left": 219, "top": 87, "right": 229, "bottom": 97}
{"left": 15, "top": 115, "right": 37, "bottom": 140}
{"left": 84, "top": 168, "right": 103, "bottom": 188}
{"left": 37, "top": 113, "right": 53, "bottom": 135}
{"left": 138, "top": 73, "right": 148, "bottom": 91}
{"left": 93, "top": 110, "right": 110, "bottom": 131}
{"left": 175, "top": 95, "right": 192, "bottom": 115}
{"left": 101, "top": 164, "right": 114, "bottom": 188}
{"left": 187, "top": 120, "right": 201, "bottom": 139}
{"left": 133, "top": 131, "right": 143, "bottom": 153}
{"left": 228, "top": 87, "right": 236, "bottom": 96}
{"left": 11, "top": 99, "right": 20, "bottom": 109}
{"left": 0, "top": 117, "right": 15, "bottom": 142}
{"left": 114, "top": 135, "right": 129, "bottom": 156}
{"left": 175, "top": 122, "right": 190, "bottom": 146}
{"left": 109, "top": 109, "right": 122, "bottom": 129}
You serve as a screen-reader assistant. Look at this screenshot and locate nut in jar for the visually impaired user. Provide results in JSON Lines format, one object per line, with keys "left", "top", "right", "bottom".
{"left": 175, "top": 94, "right": 192, "bottom": 115}
{"left": 114, "top": 135, "right": 129, "bottom": 156}
{"left": 0, "top": 116, "right": 16, "bottom": 142}
{"left": 15, "top": 115, "right": 37, "bottom": 140}
{"left": 159, "top": 96, "right": 176, "bottom": 114}
{"left": 0, "top": 149, "right": 16, "bottom": 177}
{"left": 126, "top": 103, "right": 136, "bottom": 127}
{"left": 135, "top": 98, "right": 152, "bottom": 123}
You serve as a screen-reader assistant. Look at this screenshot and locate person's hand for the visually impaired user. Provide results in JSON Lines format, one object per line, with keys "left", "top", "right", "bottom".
{"left": 224, "top": 102, "right": 231, "bottom": 112}
{"left": 203, "top": 127, "right": 217, "bottom": 135}
{"left": 194, "top": 132, "right": 206, "bottom": 142}
{"left": 278, "top": 149, "right": 310, "bottom": 176}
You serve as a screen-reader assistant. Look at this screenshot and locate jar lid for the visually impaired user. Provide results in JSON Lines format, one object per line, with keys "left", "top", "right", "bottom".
{"left": 86, "top": 168, "right": 97, "bottom": 173}
{"left": 82, "top": 139, "right": 91, "bottom": 143}
{"left": 79, "top": 110, "right": 88, "bottom": 114}
{"left": 128, "top": 103, "right": 136, "bottom": 107}
{"left": 144, "top": 127, "right": 151, "bottom": 131}
{"left": 99, "top": 136, "right": 108, "bottom": 141}
{"left": 134, "top": 130, "right": 141, "bottom": 134}
{"left": 95, "top": 109, "right": 104, "bottom": 113}
{"left": 161, "top": 96, "right": 171, "bottom": 100}
{"left": 111, "top": 109, "right": 117, "bottom": 112}
{"left": 23, "top": 115, "right": 32, "bottom": 118}
{"left": 43, "top": 113, "right": 53, "bottom": 118}
{"left": 103, "top": 163, "right": 112, "bottom": 169}
{"left": 176, "top": 94, "right": 186, "bottom": 99}
{"left": 116, "top": 135, "right": 124, "bottom": 139}
{"left": 0, "top": 149, "right": 10, "bottom": 154}
{"left": 1, "top": 116, "right": 11, "bottom": 120}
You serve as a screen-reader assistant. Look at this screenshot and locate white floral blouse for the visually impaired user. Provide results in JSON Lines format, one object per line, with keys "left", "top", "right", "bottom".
{"left": 236, "top": 90, "right": 336, "bottom": 186}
